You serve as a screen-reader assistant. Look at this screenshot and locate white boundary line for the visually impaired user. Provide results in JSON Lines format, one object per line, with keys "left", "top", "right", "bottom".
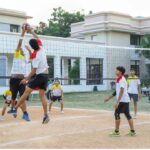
{"left": 0, "top": 113, "right": 110, "bottom": 128}
{"left": 0, "top": 121, "right": 150, "bottom": 148}
{"left": 30, "top": 106, "right": 150, "bottom": 116}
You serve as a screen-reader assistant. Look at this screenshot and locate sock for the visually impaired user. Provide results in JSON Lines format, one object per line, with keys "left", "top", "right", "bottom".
{"left": 115, "top": 130, "right": 119, "bottom": 133}
{"left": 23, "top": 111, "right": 28, "bottom": 115}
{"left": 131, "top": 130, "right": 135, "bottom": 133}
{"left": 44, "top": 114, "right": 48, "bottom": 117}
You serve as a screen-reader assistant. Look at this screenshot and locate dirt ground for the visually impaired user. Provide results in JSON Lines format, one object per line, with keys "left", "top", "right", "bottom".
{"left": 0, "top": 106, "right": 150, "bottom": 149}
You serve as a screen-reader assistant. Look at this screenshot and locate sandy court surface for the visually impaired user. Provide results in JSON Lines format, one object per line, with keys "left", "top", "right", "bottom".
{"left": 0, "top": 107, "right": 150, "bottom": 149}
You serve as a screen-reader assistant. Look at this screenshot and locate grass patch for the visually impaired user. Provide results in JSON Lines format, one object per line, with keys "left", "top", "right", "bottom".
{"left": 0, "top": 91, "right": 150, "bottom": 112}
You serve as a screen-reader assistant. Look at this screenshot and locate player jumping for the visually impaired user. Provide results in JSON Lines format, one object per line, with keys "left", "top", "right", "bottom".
{"left": 8, "top": 28, "right": 30, "bottom": 121}
{"left": 12, "top": 27, "right": 50, "bottom": 124}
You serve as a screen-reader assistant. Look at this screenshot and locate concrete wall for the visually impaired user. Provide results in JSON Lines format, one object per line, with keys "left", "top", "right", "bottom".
{"left": 0, "top": 15, "right": 26, "bottom": 26}
{"left": 109, "top": 31, "right": 130, "bottom": 46}
{"left": 0, "top": 23, "right": 10, "bottom": 32}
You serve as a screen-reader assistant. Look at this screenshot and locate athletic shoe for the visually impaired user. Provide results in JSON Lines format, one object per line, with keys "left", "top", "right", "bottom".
{"left": 61, "top": 111, "right": 64, "bottom": 114}
{"left": 0, "top": 117, "right": 4, "bottom": 121}
{"left": 42, "top": 115, "right": 50, "bottom": 124}
{"left": 22, "top": 112, "right": 30, "bottom": 122}
{"left": 133, "top": 114, "right": 137, "bottom": 119}
{"left": 126, "top": 131, "right": 136, "bottom": 136}
{"left": 7, "top": 109, "right": 13, "bottom": 114}
{"left": 110, "top": 130, "right": 120, "bottom": 137}
{"left": 12, "top": 109, "right": 17, "bottom": 118}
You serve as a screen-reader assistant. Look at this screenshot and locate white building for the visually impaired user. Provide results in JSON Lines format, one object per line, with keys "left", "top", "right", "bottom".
{"left": 71, "top": 11, "right": 150, "bottom": 45}
{"left": 71, "top": 11, "right": 150, "bottom": 77}
{"left": 0, "top": 8, "right": 32, "bottom": 33}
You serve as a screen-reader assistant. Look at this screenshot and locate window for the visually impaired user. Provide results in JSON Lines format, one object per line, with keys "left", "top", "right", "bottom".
{"left": 86, "top": 58, "right": 103, "bottom": 85}
{"left": 61, "top": 58, "right": 80, "bottom": 85}
{"left": 91, "top": 35, "right": 97, "bottom": 41}
{"left": 47, "top": 57, "right": 54, "bottom": 79}
{"left": 130, "top": 60, "right": 140, "bottom": 76}
{"left": 130, "top": 34, "right": 141, "bottom": 46}
{"left": 10, "top": 24, "right": 19, "bottom": 33}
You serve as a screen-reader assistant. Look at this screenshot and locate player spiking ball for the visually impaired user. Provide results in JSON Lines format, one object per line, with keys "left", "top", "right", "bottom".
{"left": 22, "top": 23, "right": 30, "bottom": 33}
{"left": 12, "top": 23, "right": 50, "bottom": 124}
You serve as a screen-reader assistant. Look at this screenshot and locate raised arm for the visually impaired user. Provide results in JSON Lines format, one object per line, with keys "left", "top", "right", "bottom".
{"left": 29, "top": 28, "right": 39, "bottom": 39}
{"left": 16, "top": 29, "right": 26, "bottom": 52}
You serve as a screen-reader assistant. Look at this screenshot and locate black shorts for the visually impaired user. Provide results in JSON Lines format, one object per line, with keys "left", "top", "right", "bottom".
{"left": 115, "top": 102, "right": 130, "bottom": 114}
{"left": 51, "top": 96, "right": 62, "bottom": 102}
{"left": 10, "top": 77, "right": 26, "bottom": 100}
{"left": 128, "top": 93, "right": 139, "bottom": 102}
{"left": 28, "top": 74, "right": 48, "bottom": 91}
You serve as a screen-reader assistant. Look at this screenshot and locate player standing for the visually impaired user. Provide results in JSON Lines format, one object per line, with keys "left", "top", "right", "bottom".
{"left": 8, "top": 28, "right": 30, "bottom": 121}
{"left": 127, "top": 68, "right": 141, "bottom": 119}
{"left": 105, "top": 66, "right": 136, "bottom": 136}
{"left": 12, "top": 28, "right": 50, "bottom": 124}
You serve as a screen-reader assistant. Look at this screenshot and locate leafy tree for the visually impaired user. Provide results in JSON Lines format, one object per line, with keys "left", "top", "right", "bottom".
{"left": 140, "top": 35, "right": 150, "bottom": 86}
{"left": 140, "top": 34, "right": 150, "bottom": 58}
{"left": 36, "top": 7, "right": 84, "bottom": 37}
{"left": 69, "top": 60, "right": 80, "bottom": 85}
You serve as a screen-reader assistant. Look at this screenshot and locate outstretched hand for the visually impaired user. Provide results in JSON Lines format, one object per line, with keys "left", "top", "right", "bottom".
{"left": 20, "top": 79, "right": 28, "bottom": 85}
{"left": 104, "top": 98, "right": 109, "bottom": 103}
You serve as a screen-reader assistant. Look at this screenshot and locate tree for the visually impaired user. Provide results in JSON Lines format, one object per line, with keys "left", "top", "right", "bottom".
{"left": 140, "top": 35, "right": 150, "bottom": 86}
{"left": 140, "top": 34, "right": 150, "bottom": 58}
{"left": 69, "top": 60, "right": 80, "bottom": 85}
{"left": 36, "top": 7, "right": 84, "bottom": 37}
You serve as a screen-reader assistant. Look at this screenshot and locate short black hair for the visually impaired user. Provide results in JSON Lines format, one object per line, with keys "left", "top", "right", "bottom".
{"left": 29, "top": 39, "right": 39, "bottom": 51}
{"left": 116, "top": 66, "right": 126, "bottom": 75}
{"left": 130, "top": 68, "right": 136, "bottom": 72}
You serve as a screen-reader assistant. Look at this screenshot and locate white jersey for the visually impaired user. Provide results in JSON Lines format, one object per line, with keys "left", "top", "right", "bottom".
{"left": 116, "top": 76, "right": 130, "bottom": 103}
{"left": 127, "top": 76, "right": 140, "bottom": 94}
{"left": 32, "top": 48, "right": 49, "bottom": 75}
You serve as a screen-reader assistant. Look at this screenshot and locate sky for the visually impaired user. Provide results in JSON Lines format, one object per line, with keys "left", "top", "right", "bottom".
{"left": 0, "top": 0, "right": 150, "bottom": 26}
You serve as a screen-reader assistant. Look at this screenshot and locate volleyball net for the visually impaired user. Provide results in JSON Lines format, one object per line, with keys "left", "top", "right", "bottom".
{"left": 0, "top": 32, "right": 150, "bottom": 93}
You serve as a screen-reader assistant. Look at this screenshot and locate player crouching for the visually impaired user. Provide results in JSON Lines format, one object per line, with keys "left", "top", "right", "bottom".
{"left": 49, "top": 79, "right": 64, "bottom": 114}
{"left": 105, "top": 66, "right": 136, "bottom": 136}
{"left": 0, "top": 90, "right": 13, "bottom": 121}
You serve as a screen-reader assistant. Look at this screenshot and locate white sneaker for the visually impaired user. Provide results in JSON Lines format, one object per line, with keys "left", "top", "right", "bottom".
{"left": 133, "top": 114, "right": 137, "bottom": 119}
{"left": 61, "top": 111, "right": 64, "bottom": 114}
{"left": 0, "top": 117, "right": 4, "bottom": 121}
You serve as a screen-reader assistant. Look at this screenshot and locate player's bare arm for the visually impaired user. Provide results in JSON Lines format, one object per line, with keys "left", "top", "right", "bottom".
{"left": 104, "top": 91, "right": 116, "bottom": 102}
{"left": 16, "top": 29, "right": 26, "bottom": 52}
{"left": 29, "top": 28, "right": 39, "bottom": 39}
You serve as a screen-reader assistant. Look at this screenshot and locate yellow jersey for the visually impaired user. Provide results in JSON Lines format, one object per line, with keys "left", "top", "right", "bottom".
{"left": 52, "top": 84, "right": 62, "bottom": 96}
{"left": 3, "top": 90, "right": 12, "bottom": 103}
